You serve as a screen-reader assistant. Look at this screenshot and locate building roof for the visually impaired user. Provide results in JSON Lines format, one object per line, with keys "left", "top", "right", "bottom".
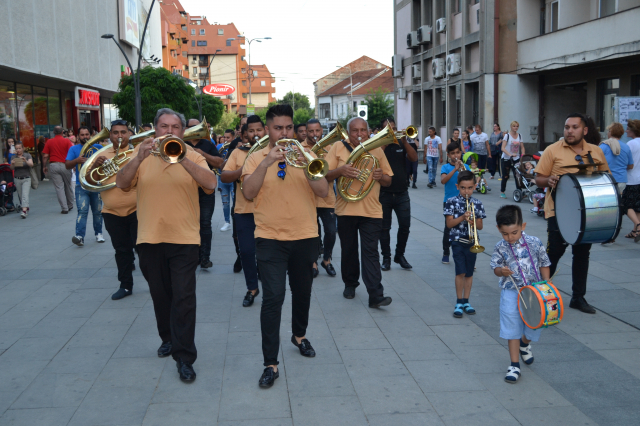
{"left": 317, "top": 68, "right": 391, "bottom": 97}
{"left": 314, "top": 56, "right": 387, "bottom": 84}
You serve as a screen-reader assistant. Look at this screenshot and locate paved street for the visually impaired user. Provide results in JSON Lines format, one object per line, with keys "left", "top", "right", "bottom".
{"left": 1, "top": 174, "right": 639, "bottom": 426}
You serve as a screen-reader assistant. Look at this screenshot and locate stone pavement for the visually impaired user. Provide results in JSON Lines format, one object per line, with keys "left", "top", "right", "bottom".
{"left": 0, "top": 174, "right": 639, "bottom": 426}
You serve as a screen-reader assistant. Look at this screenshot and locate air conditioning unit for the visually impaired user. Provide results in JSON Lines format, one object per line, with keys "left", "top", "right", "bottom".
{"left": 432, "top": 58, "right": 445, "bottom": 79}
{"left": 406, "top": 31, "right": 418, "bottom": 49}
{"left": 398, "top": 88, "right": 407, "bottom": 99}
{"left": 417, "top": 25, "right": 431, "bottom": 44}
{"left": 226, "top": 94, "right": 235, "bottom": 100}
{"left": 392, "top": 54, "right": 404, "bottom": 78}
{"left": 412, "top": 64, "right": 421, "bottom": 80}
{"left": 446, "top": 53, "right": 461, "bottom": 76}
{"left": 436, "top": 18, "right": 446, "bottom": 33}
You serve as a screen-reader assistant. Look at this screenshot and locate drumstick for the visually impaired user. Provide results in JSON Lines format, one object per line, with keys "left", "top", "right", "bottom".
{"left": 509, "top": 275, "right": 528, "bottom": 310}
{"left": 550, "top": 267, "right": 561, "bottom": 281}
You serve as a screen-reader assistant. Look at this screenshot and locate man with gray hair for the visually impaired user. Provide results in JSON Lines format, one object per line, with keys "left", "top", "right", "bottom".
{"left": 325, "top": 117, "right": 394, "bottom": 308}
{"left": 42, "top": 126, "right": 74, "bottom": 213}
{"left": 116, "top": 108, "right": 217, "bottom": 383}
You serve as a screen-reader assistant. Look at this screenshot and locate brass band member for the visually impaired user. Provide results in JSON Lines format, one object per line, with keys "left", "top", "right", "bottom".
{"left": 116, "top": 108, "right": 217, "bottom": 382}
{"left": 325, "top": 117, "right": 394, "bottom": 307}
{"left": 242, "top": 105, "right": 328, "bottom": 388}
{"left": 185, "top": 118, "right": 224, "bottom": 269}
{"left": 86, "top": 121, "right": 138, "bottom": 300}
{"left": 302, "top": 119, "right": 337, "bottom": 277}
{"left": 295, "top": 123, "right": 307, "bottom": 144}
{"left": 221, "top": 116, "right": 266, "bottom": 307}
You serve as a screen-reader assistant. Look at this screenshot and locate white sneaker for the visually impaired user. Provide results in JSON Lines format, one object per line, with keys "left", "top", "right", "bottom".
{"left": 20, "top": 211, "right": 27, "bottom": 219}
{"left": 96, "top": 233, "right": 105, "bottom": 243}
{"left": 220, "top": 222, "right": 232, "bottom": 232}
{"left": 505, "top": 366, "right": 521, "bottom": 383}
{"left": 520, "top": 344, "right": 534, "bottom": 365}
{"left": 43, "top": 178, "right": 49, "bottom": 181}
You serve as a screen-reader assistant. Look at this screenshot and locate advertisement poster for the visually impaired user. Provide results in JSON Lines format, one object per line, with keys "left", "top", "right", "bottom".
{"left": 119, "top": 0, "right": 140, "bottom": 48}
{"left": 139, "top": 1, "right": 151, "bottom": 58}
{"left": 614, "top": 97, "right": 640, "bottom": 142}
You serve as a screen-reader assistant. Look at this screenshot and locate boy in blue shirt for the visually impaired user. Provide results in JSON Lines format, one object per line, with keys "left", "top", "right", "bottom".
{"left": 490, "top": 205, "right": 551, "bottom": 384}
{"left": 444, "top": 170, "right": 486, "bottom": 319}
{"left": 440, "top": 143, "right": 471, "bottom": 264}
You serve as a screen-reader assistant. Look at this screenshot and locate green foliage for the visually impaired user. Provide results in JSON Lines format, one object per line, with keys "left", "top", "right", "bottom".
{"left": 192, "top": 95, "right": 225, "bottom": 127}
{"left": 213, "top": 110, "right": 240, "bottom": 135}
{"left": 112, "top": 67, "right": 196, "bottom": 125}
{"left": 277, "top": 92, "right": 311, "bottom": 112}
{"left": 362, "top": 87, "right": 395, "bottom": 130}
{"left": 337, "top": 110, "right": 357, "bottom": 130}
{"left": 293, "top": 108, "right": 312, "bottom": 125}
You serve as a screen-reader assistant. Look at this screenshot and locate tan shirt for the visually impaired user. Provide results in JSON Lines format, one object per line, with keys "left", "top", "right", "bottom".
{"left": 534, "top": 140, "right": 609, "bottom": 218}
{"left": 325, "top": 141, "right": 394, "bottom": 218}
{"left": 123, "top": 144, "right": 213, "bottom": 244}
{"left": 241, "top": 146, "right": 318, "bottom": 241}
{"left": 302, "top": 140, "right": 335, "bottom": 209}
{"left": 98, "top": 145, "right": 137, "bottom": 217}
{"left": 223, "top": 147, "right": 253, "bottom": 214}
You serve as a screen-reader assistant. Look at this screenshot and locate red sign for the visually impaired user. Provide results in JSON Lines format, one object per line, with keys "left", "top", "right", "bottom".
{"left": 75, "top": 87, "right": 101, "bottom": 107}
{"left": 202, "top": 83, "right": 236, "bottom": 97}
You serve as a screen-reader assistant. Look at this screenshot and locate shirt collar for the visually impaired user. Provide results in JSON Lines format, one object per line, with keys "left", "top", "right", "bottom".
{"left": 560, "top": 139, "right": 594, "bottom": 153}
{"left": 510, "top": 232, "right": 527, "bottom": 247}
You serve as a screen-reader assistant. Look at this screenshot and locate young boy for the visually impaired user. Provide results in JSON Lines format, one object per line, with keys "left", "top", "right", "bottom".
{"left": 440, "top": 143, "right": 471, "bottom": 264}
{"left": 490, "top": 205, "right": 551, "bottom": 384}
{"left": 443, "top": 170, "right": 486, "bottom": 318}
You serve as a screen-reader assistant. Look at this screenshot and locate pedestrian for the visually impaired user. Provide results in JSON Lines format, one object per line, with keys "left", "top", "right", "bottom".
{"left": 490, "top": 205, "right": 551, "bottom": 383}
{"left": 488, "top": 123, "right": 504, "bottom": 179}
{"left": 404, "top": 127, "right": 419, "bottom": 189}
{"left": 448, "top": 129, "right": 461, "bottom": 150}
{"left": 68, "top": 129, "right": 77, "bottom": 144}
{"left": 499, "top": 121, "right": 525, "bottom": 199}
{"left": 470, "top": 124, "right": 491, "bottom": 169}
{"left": 65, "top": 126, "right": 105, "bottom": 246}
{"left": 9, "top": 141, "right": 33, "bottom": 218}
{"left": 461, "top": 130, "right": 471, "bottom": 153}
{"left": 5, "top": 137, "right": 16, "bottom": 163}
{"left": 37, "top": 136, "right": 48, "bottom": 181}
{"left": 42, "top": 126, "right": 74, "bottom": 213}
{"left": 424, "top": 127, "right": 442, "bottom": 188}
{"left": 219, "top": 129, "right": 235, "bottom": 232}
{"left": 622, "top": 119, "right": 640, "bottom": 242}
{"left": 440, "top": 143, "right": 471, "bottom": 264}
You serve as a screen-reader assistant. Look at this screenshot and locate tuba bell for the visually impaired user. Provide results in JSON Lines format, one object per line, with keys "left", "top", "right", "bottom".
{"left": 78, "top": 127, "right": 111, "bottom": 158}
{"left": 311, "top": 122, "right": 348, "bottom": 158}
{"left": 337, "top": 124, "right": 399, "bottom": 203}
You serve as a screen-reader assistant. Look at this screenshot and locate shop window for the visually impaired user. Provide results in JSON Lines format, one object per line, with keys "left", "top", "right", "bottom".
{"left": 0, "top": 80, "right": 17, "bottom": 142}
{"left": 16, "top": 84, "right": 34, "bottom": 149}
{"left": 598, "top": 78, "right": 620, "bottom": 131}
{"left": 47, "top": 88, "right": 61, "bottom": 130}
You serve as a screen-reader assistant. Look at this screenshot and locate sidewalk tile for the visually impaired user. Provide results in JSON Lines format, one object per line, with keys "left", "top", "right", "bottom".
{"left": 0, "top": 407, "right": 76, "bottom": 426}
{"left": 142, "top": 402, "right": 217, "bottom": 426}
{"left": 290, "top": 395, "right": 367, "bottom": 426}
{"left": 367, "top": 412, "right": 445, "bottom": 426}
{"left": 11, "top": 372, "right": 97, "bottom": 409}
{"left": 508, "top": 406, "right": 596, "bottom": 426}
{"left": 475, "top": 372, "right": 571, "bottom": 409}
{"left": 406, "top": 359, "right": 486, "bottom": 393}
{"left": 426, "top": 390, "right": 520, "bottom": 425}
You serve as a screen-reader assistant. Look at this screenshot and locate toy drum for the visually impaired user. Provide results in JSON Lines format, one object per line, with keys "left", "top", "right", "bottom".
{"left": 518, "top": 281, "right": 564, "bottom": 330}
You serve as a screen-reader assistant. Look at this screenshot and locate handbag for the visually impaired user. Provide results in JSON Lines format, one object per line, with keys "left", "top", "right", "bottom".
{"left": 29, "top": 167, "right": 39, "bottom": 190}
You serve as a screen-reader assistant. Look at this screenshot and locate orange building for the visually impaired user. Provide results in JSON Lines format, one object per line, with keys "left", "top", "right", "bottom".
{"left": 248, "top": 64, "right": 276, "bottom": 109}
{"left": 159, "top": 0, "right": 190, "bottom": 78}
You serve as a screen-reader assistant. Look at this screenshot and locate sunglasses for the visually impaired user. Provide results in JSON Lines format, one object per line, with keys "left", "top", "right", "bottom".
{"left": 277, "top": 161, "right": 286, "bottom": 180}
{"left": 111, "top": 120, "right": 128, "bottom": 126}
{"left": 575, "top": 154, "right": 584, "bottom": 165}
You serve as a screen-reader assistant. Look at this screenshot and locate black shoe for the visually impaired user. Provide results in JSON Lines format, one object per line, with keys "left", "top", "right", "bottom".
{"left": 369, "top": 296, "right": 393, "bottom": 308}
{"left": 569, "top": 297, "right": 596, "bottom": 314}
{"left": 394, "top": 255, "right": 412, "bottom": 270}
{"left": 320, "top": 261, "right": 336, "bottom": 276}
{"left": 412, "top": 183, "right": 417, "bottom": 189}
{"left": 243, "top": 289, "right": 259, "bottom": 307}
{"left": 427, "top": 183, "right": 434, "bottom": 188}
{"left": 157, "top": 341, "right": 172, "bottom": 357}
{"left": 291, "top": 335, "right": 316, "bottom": 357}
{"left": 233, "top": 256, "right": 242, "bottom": 273}
{"left": 176, "top": 358, "right": 196, "bottom": 382}
{"left": 201, "top": 259, "right": 213, "bottom": 269}
{"left": 111, "top": 288, "right": 132, "bottom": 300}
{"left": 312, "top": 267, "right": 319, "bottom": 278}
{"left": 343, "top": 286, "right": 356, "bottom": 299}
{"left": 259, "top": 366, "right": 279, "bottom": 388}
{"left": 381, "top": 257, "right": 391, "bottom": 271}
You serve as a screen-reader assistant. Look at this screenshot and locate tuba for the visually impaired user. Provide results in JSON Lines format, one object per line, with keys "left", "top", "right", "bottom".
{"left": 276, "top": 139, "right": 328, "bottom": 181}
{"left": 337, "top": 124, "right": 399, "bottom": 202}
{"left": 80, "top": 118, "right": 209, "bottom": 192}
{"left": 311, "top": 122, "right": 348, "bottom": 158}
{"left": 78, "top": 127, "right": 111, "bottom": 158}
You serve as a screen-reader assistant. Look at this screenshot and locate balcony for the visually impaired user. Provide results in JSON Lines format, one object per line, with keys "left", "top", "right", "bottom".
{"left": 198, "top": 60, "right": 208, "bottom": 67}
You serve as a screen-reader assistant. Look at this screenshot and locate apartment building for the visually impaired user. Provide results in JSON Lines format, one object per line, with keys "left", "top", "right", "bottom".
{"left": 248, "top": 65, "right": 276, "bottom": 109}
{"left": 160, "top": 0, "right": 190, "bottom": 79}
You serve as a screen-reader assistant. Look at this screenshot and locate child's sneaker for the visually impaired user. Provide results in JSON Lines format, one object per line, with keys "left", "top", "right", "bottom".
{"left": 504, "top": 366, "right": 521, "bottom": 383}
{"left": 453, "top": 303, "right": 464, "bottom": 318}
{"left": 520, "top": 344, "right": 534, "bottom": 365}
{"left": 442, "top": 255, "right": 450, "bottom": 264}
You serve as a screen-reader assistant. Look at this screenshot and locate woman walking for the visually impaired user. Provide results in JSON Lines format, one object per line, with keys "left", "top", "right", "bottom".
{"left": 488, "top": 123, "right": 503, "bottom": 179}
{"left": 10, "top": 142, "right": 33, "bottom": 218}
{"left": 499, "top": 121, "right": 525, "bottom": 199}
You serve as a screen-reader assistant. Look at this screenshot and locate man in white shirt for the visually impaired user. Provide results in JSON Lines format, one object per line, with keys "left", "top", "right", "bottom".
{"left": 469, "top": 125, "right": 491, "bottom": 170}
{"left": 424, "top": 127, "right": 442, "bottom": 188}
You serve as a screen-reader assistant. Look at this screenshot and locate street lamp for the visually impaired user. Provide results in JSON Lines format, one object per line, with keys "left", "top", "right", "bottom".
{"left": 280, "top": 79, "right": 295, "bottom": 111}
{"left": 236, "top": 35, "right": 271, "bottom": 105}
{"left": 195, "top": 49, "right": 223, "bottom": 121}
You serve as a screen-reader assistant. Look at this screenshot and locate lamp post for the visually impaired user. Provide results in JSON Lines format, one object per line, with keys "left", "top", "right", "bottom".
{"left": 280, "top": 79, "right": 295, "bottom": 111}
{"left": 101, "top": 0, "right": 157, "bottom": 129}
{"left": 236, "top": 35, "right": 271, "bottom": 105}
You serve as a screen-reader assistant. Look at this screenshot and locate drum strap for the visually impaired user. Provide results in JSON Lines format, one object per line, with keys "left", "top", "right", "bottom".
{"left": 508, "top": 239, "right": 541, "bottom": 286}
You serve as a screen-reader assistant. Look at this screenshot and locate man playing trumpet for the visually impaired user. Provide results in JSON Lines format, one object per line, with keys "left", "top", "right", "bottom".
{"left": 116, "top": 108, "right": 217, "bottom": 383}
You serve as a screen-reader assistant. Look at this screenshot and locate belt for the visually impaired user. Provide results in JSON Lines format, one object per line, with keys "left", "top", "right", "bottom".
{"left": 15, "top": 176, "right": 29, "bottom": 180}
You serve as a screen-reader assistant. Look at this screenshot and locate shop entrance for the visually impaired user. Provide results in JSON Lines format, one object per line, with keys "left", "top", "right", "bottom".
{"left": 79, "top": 110, "right": 92, "bottom": 129}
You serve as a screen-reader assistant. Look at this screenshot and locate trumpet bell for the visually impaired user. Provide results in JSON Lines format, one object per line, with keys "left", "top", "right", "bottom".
{"left": 470, "top": 244, "right": 485, "bottom": 254}
{"left": 152, "top": 135, "right": 187, "bottom": 163}
{"left": 394, "top": 125, "right": 418, "bottom": 140}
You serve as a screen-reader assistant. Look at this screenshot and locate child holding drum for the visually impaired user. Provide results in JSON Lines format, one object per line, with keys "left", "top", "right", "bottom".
{"left": 490, "top": 205, "right": 551, "bottom": 384}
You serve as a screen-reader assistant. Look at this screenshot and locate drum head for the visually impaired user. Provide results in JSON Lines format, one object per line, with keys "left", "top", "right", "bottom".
{"left": 519, "top": 287, "right": 542, "bottom": 329}
{"left": 555, "top": 175, "right": 583, "bottom": 245}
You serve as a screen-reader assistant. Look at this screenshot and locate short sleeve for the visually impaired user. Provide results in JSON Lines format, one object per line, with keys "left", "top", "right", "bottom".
{"left": 490, "top": 245, "right": 506, "bottom": 270}
{"left": 440, "top": 164, "right": 450, "bottom": 176}
{"left": 443, "top": 199, "right": 454, "bottom": 216}
{"left": 66, "top": 146, "right": 78, "bottom": 161}
{"left": 378, "top": 149, "right": 394, "bottom": 177}
{"left": 475, "top": 200, "right": 487, "bottom": 219}
{"left": 325, "top": 143, "right": 340, "bottom": 170}
{"left": 534, "top": 147, "right": 554, "bottom": 176}
{"left": 594, "top": 147, "right": 610, "bottom": 172}
{"left": 223, "top": 149, "right": 240, "bottom": 172}
{"left": 121, "top": 145, "right": 140, "bottom": 192}
{"left": 42, "top": 143, "right": 50, "bottom": 155}
{"left": 241, "top": 151, "right": 261, "bottom": 179}
{"left": 191, "top": 151, "right": 214, "bottom": 194}
{"left": 536, "top": 239, "right": 552, "bottom": 268}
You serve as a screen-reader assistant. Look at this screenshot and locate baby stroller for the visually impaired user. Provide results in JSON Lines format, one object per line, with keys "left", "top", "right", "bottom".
{"left": 0, "top": 163, "right": 18, "bottom": 216}
{"left": 512, "top": 155, "right": 539, "bottom": 204}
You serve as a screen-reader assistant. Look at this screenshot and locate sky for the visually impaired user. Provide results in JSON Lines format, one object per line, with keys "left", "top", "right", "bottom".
{"left": 179, "top": 0, "right": 394, "bottom": 106}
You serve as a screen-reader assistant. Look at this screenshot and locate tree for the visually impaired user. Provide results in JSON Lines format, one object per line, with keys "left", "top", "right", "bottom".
{"left": 213, "top": 110, "right": 240, "bottom": 135}
{"left": 278, "top": 92, "right": 311, "bottom": 112}
{"left": 191, "top": 95, "right": 225, "bottom": 127}
{"left": 362, "top": 87, "right": 395, "bottom": 130}
{"left": 293, "top": 108, "right": 312, "bottom": 125}
{"left": 112, "top": 67, "right": 196, "bottom": 125}
{"left": 337, "top": 110, "right": 356, "bottom": 131}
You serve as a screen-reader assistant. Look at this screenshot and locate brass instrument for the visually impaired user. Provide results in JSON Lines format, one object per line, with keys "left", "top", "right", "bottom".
{"left": 78, "top": 127, "right": 111, "bottom": 158}
{"left": 394, "top": 125, "right": 418, "bottom": 140}
{"left": 311, "top": 122, "right": 348, "bottom": 158}
{"left": 239, "top": 134, "right": 271, "bottom": 200}
{"left": 219, "top": 141, "right": 231, "bottom": 158}
{"left": 276, "top": 139, "right": 328, "bottom": 181}
{"left": 80, "top": 118, "right": 209, "bottom": 192}
{"left": 459, "top": 197, "right": 485, "bottom": 253}
{"left": 337, "top": 124, "right": 399, "bottom": 202}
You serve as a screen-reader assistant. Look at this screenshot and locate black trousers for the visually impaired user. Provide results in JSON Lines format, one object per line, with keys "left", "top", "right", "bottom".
{"left": 198, "top": 188, "right": 215, "bottom": 262}
{"left": 405, "top": 159, "right": 418, "bottom": 184}
{"left": 488, "top": 148, "right": 501, "bottom": 177}
{"left": 546, "top": 216, "right": 591, "bottom": 298}
{"left": 231, "top": 189, "right": 240, "bottom": 256}
{"left": 380, "top": 191, "right": 411, "bottom": 258}
{"left": 235, "top": 213, "right": 259, "bottom": 291}
{"left": 317, "top": 207, "right": 337, "bottom": 262}
{"left": 443, "top": 202, "right": 451, "bottom": 256}
{"left": 138, "top": 243, "right": 199, "bottom": 364}
{"left": 256, "top": 237, "right": 316, "bottom": 366}
{"left": 500, "top": 158, "right": 518, "bottom": 193}
{"left": 337, "top": 216, "right": 384, "bottom": 298}
{"left": 103, "top": 212, "right": 138, "bottom": 291}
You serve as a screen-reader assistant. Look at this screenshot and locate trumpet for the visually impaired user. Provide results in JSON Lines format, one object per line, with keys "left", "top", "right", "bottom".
{"left": 394, "top": 125, "right": 418, "bottom": 140}
{"left": 276, "top": 139, "right": 328, "bottom": 181}
{"left": 150, "top": 134, "right": 187, "bottom": 164}
{"left": 459, "top": 197, "right": 485, "bottom": 253}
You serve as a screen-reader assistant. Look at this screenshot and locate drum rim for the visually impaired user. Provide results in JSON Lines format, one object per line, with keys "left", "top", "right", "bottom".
{"left": 606, "top": 172, "right": 623, "bottom": 243}
{"left": 518, "top": 281, "right": 564, "bottom": 330}
{"left": 518, "top": 286, "right": 545, "bottom": 329}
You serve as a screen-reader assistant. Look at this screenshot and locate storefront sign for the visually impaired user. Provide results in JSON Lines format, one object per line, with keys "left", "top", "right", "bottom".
{"left": 202, "top": 83, "right": 236, "bottom": 97}
{"left": 75, "top": 87, "right": 101, "bottom": 108}
{"left": 247, "top": 103, "right": 255, "bottom": 115}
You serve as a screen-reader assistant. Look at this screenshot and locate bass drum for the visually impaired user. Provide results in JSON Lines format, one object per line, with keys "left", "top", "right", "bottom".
{"left": 555, "top": 173, "right": 621, "bottom": 245}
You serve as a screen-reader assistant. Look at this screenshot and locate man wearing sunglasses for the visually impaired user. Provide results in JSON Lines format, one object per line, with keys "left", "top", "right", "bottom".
{"left": 86, "top": 120, "right": 139, "bottom": 301}
{"left": 242, "top": 104, "right": 328, "bottom": 388}
{"left": 535, "top": 113, "right": 609, "bottom": 314}
{"left": 116, "top": 108, "right": 217, "bottom": 383}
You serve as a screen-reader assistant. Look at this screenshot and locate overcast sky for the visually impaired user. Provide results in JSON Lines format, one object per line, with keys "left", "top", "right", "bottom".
{"left": 179, "top": 0, "right": 394, "bottom": 107}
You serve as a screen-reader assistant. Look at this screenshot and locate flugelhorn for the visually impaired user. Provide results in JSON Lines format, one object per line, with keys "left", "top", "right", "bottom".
{"left": 311, "top": 122, "right": 348, "bottom": 158}
{"left": 337, "top": 124, "right": 399, "bottom": 202}
{"left": 276, "top": 139, "right": 328, "bottom": 181}
{"left": 394, "top": 125, "right": 418, "bottom": 140}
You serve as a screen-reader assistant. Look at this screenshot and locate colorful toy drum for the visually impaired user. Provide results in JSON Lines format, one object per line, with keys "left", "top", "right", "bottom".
{"left": 518, "top": 281, "right": 564, "bottom": 329}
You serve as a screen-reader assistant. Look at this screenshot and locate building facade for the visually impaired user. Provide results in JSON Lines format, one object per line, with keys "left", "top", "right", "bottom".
{"left": 248, "top": 64, "right": 276, "bottom": 109}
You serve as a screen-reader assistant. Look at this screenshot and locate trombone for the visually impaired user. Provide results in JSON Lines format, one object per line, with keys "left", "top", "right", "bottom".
{"left": 459, "top": 197, "right": 485, "bottom": 253}
{"left": 276, "top": 139, "right": 328, "bottom": 181}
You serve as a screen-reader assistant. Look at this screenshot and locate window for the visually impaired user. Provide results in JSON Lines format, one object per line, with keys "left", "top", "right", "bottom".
{"left": 632, "top": 75, "right": 640, "bottom": 97}
{"left": 200, "top": 29, "right": 205, "bottom": 35}
{"left": 197, "top": 41, "right": 207, "bottom": 46}
{"left": 241, "top": 56, "right": 246, "bottom": 61}
{"left": 181, "top": 25, "right": 186, "bottom": 31}
{"left": 191, "top": 40, "right": 195, "bottom": 47}
{"left": 191, "top": 29, "right": 195, "bottom": 35}
{"left": 192, "top": 67, "right": 197, "bottom": 76}
{"left": 261, "top": 81, "right": 266, "bottom": 87}
{"left": 200, "top": 67, "right": 208, "bottom": 74}
{"left": 353, "top": 101, "right": 357, "bottom": 111}
{"left": 241, "top": 68, "right": 246, "bottom": 74}
{"left": 218, "top": 29, "right": 224, "bottom": 35}
{"left": 242, "top": 93, "right": 248, "bottom": 98}
{"left": 196, "top": 20, "right": 201, "bottom": 25}
{"left": 226, "top": 39, "right": 232, "bottom": 46}
{"left": 182, "top": 51, "right": 187, "bottom": 57}
{"left": 253, "top": 70, "right": 258, "bottom": 77}
{"left": 598, "top": 78, "right": 620, "bottom": 130}
{"left": 550, "top": 1, "right": 559, "bottom": 32}
{"left": 242, "top": 80, "right": 247, "bottom": 86}
{"left": 600, "top": 0, "right": 617, "bottom": 18}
